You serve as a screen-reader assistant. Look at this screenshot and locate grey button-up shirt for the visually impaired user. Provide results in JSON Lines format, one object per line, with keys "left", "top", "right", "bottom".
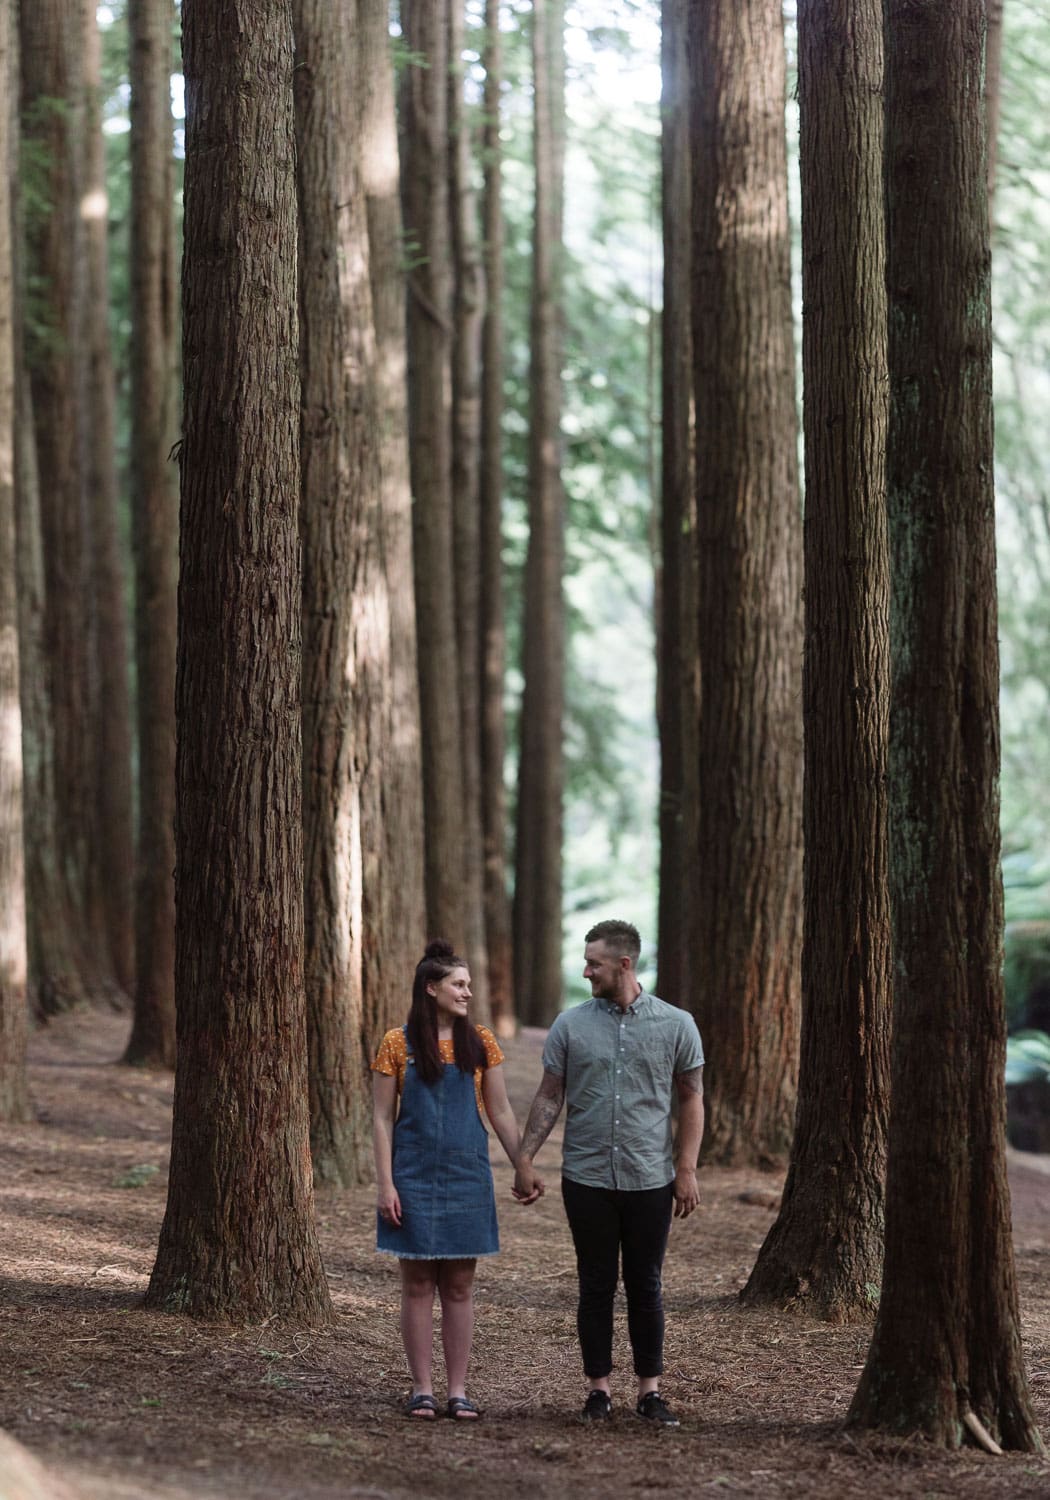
{"left": 542, "top": 991, "right": 704, "bottom": 1191}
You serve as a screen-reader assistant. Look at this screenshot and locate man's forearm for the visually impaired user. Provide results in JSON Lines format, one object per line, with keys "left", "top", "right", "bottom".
{"left": 519, "top": 1084, "right": 564, "bottom": 1162}
{"left": 675, "top": 1068, "right": 705, "bottom": 1168}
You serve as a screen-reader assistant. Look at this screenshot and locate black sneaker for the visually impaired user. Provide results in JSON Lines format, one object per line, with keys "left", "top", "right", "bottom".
{"left": 581, "top": 1389, "right": 612, "bottom": 1421}
{"left": 636, "top": 1391, "right": 680, "bottom": 1427}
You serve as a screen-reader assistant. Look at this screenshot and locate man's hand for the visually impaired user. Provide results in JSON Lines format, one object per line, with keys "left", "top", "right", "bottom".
{"left": 673, "top": 1165, "right": 699, "bottom": 1219}
{"left": 512, "top": 1159, "right": 545, "bottom": 1204}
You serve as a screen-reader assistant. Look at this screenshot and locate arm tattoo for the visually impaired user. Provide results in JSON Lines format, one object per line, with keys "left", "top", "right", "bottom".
{"left": 675, "top": 1066, "right": 704, "bottom": 1097}
{"left": 520, "top": 1078, "right": 565, "bottom": 1159}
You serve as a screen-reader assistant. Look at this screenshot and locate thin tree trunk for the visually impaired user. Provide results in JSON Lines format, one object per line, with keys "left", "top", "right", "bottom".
{"left": 358, "top": 0, "right": 426, "bottom": 1027}
{"left": 123, "top": 0, "right": 177, "bottom": 1068}
{"left": 741, "top": 0, "right": 890, "bottom": 1320}
{"left": 513, "top": 0, "right": 566, "bottom": 1027}
{"left": 848, "top": 0, "right": 1041, "bottom": 1448}
{"left": 401, "top": 0, "right": 467, "bottom": 949}
{"left": 656, "top": 0, "right": 697, "bottom": 1011}
{"left": 0, "top": 0, "right": 29, "bottom": 1123}
{"left": 295, "top": 0, "right": 395, "bottom": 1186}
{"left": 686, "top": 0, "right": 803, "bottom": 1165}
{"left": 20, "top": 0, "right": 104, "bottom": 1002}
{"left": 479, "top": 0, "right": 514, "bottom": 1036}
{"left": 985, "top": 0, "right": 1004, "bottom": 209}
{"left": 147, "top": 0, "right": 330, "bottom": 1323}
{"left": 82, "top": 0, "right": 134, "bottom": 998}
{"left": 449, "top": 0, "right": 491, "bottom": 1023}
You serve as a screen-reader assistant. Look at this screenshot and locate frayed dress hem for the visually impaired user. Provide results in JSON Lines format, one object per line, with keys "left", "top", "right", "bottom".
{"left": 376, "top": 1247, "right": 500, "bottom": 1260}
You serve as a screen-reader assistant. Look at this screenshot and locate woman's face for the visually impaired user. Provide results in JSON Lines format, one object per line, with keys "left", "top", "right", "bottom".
{"left": 429, "top": 966, "right": 472, "bottom": 1023}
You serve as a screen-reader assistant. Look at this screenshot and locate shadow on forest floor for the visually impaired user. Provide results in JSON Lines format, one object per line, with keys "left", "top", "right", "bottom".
{"left": 2, "top": 1008, "right": 1049, "bottom": 1499}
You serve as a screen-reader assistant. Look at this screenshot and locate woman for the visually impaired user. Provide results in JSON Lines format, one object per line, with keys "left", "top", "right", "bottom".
{"left": 372, "top": 941, "right": 538, "bottom": 1420}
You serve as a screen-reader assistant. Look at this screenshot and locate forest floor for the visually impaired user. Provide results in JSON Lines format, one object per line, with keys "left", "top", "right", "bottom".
{"left": 3, "top": 1011, "right": 1050, "bottom": 1500}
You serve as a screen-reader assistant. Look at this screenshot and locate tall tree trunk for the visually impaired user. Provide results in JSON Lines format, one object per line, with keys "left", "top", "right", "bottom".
{"left": 985, "top": 0, "right": 1004, "bottom": 210}
{"left": 122, "top": 0, "right": 177, "bottom": 1068}
{"left": 686, "top": 0, "right": 803, "bottom": 1164}
{"left": 448, "top": 0, "right": 491, "bottom": 1024}
{"left": 0, "top": 0, "right": 29, "bottom": 1123}
{"left": 20, "top": 0, "right": 104, "bottom": 1001}
{"left": 847, "top": 0, "right": 1041, "bottom": 1449}
{"left": 513, "top": 0, "right": 566, "bottom": 1027}
{"left": 741, "top": 0, "right": 891, "bottom": 1319}
{"left": 358, "top": 0, "right": 426, "bottom": 1026}
{"left": 479, "top": 0, "right": 514, "bottom": 1036}
{"left": 82, "top": 0, "right": 134, "bottom": 998}
{"left": 656, "top": 0, "right": 698, "bottom": 1011}
{"left": 147, "top": 0, "right": 331, "bottom": 1323}
{"left": 401, "top": 0, "right": 467, "bottom": 949}
{"left": 295, "top": 0, "right": 396, "bottom": 1186}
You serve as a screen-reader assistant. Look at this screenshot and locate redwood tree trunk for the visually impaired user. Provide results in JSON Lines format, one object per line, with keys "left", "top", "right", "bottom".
{"left": 479, "top": 0, "right": 515, "bottom": 1036}
{"left": 741, "top": 0, "right": 890, "bottom": 1319}
{"left": 122, "top": 0, "right": 178, "bottom": 1068}
{"left": 0, "top": 0, "right": 29, "bottom": 1123}
{"left": 656, "top": 0, "right": 698, "bottom": 1012}
{"left": 847, "top": 0, "right": 1041, "bottom": 1448}
{"left": 82, "top": 0, "right": 134, "bottom": 998}
{"left": 147, "top": 0, "right": 330, "bottom": 1323}
{"left": 401, "top": 0, "right": 467, "bottom": 949}
{"left": 513, "top": 0, "right": 566, "bottom": 1027}
{"left": 448, "top": 0, "right": 491, "bottom": 1023}
{"left": 686, "top": 0, "right": 803, "bottom": 1164}
{"left": 20, "top": 0, "right": 103, "bottom": 1001}
{"left": 295, "top": 0, "right": 396, "bottom": 1185}
{"left": 358, "top": 0, "right": 426, "bottom": 1026}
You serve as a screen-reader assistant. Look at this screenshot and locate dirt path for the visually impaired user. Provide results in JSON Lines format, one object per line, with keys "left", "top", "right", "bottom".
{"left": 2, "top": 1009, "right": 1049, "bottom": 1499}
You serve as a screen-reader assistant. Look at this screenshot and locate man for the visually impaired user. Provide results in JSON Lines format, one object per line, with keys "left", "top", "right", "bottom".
{"left": 514, "top": 919, "right": 704, "bottom": 1427}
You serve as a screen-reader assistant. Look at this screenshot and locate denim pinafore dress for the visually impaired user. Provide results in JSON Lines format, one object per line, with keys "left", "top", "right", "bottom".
{"left": 377, "top": 1027, "right": 499, "bottom": 1260}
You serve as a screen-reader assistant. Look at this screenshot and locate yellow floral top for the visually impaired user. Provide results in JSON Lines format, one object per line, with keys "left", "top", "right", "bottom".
{"left": 372, "top": 1025, "right": 504, "bottom": 1122}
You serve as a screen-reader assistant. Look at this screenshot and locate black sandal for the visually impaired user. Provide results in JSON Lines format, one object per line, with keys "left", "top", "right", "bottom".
{"left": 446, "top": 1396, "right": 482, "bottom": 1421}
{"left": 403, "top": 1392, "right": 439, "bottom": 1419}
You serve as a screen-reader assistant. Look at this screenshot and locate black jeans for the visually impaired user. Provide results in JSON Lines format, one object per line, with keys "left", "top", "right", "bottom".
{"left": 561, "top": 1176, "right": 675, "bottom": 1379}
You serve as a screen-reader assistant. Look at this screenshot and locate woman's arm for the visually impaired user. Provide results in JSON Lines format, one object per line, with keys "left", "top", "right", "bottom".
{"left": 373, "top": 1072, "right": 402, "bottom": 1226}
{"left": 481, "top": 1063, "right": 544, "bottom": 1203}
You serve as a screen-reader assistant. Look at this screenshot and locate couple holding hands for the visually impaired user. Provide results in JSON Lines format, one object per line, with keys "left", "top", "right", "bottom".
{"left": 371, "top": 919, "right": 705, "bottom": 1426}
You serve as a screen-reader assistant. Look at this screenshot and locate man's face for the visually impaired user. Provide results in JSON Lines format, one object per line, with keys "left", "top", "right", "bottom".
{"left": 583, "top": 940, "right": 626, "bottom": 1000}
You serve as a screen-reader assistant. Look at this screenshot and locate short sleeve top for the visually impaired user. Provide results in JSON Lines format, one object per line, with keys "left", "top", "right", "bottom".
{"left": 541, "top": 992, "right": 704, "bottom": 1190}
{"left": 372, "top": 1025, "right": 505, "bottom": 1123}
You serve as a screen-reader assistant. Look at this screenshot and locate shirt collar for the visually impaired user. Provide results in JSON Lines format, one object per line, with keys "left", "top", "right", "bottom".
{"left": 604, "top": 988, "right": 648, "bottom": 1017}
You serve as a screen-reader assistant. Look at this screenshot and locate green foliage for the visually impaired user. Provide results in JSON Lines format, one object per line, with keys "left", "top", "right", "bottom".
{"left": 492, "top": 0, "right": 662, "bottom": 991}
{"left": 994, "top": 0, "right": 1050, "bottom": 857}
{"left": 1005, "top": 1031, "right": 1050, "bottom": 1087}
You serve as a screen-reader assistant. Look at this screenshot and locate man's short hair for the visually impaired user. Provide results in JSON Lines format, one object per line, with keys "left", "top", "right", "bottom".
{"left": 584, "top": 919, "right": 641, "bottom": 966}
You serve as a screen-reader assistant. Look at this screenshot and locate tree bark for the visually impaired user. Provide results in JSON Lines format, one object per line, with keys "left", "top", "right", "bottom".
{"left": 449, "top": 0, "right": 491, "bottom": 1024}
{"left": 82, "top": 0, "right": 134, "bottom": 998}
{"left": 0, "top": 0, "right": 29, "bottom": 1124}
{"left": 847, "top": 0, "right": 1041, "bottom": 1449}
{"left": 295, "top": 0, "right": 398, "bottom": 1186}
{"left": 401, "top": 0, "right": 467, "bottom": 949}
{"left": 358, "top": 0, "right": 426, "bottom": 1029}
{"left": 147, "top": 0, "right": 330, "bottom": 1323}
{"left": 20, "top": 0, "right": 105, "bottom": 1002}
{"left": 513, "top": 0, "right": 566, "bottom": 1027}
{"left": 122, "top": 0, "right": 178, "bottom": 1069}
{"left": 985, "top": 0, "right": 1004, "bottom": 210}
{"left": 741, "top": 0, "right": 890, "bottom": 1320}
{"left": 479, "top": 0, "right": 514, "bottom": 1036}
{"left": 656, "top": 0, "right": 698, "bottom": 1012}
{"left": 686, "top": 0, "right": 804, "bottom": 1165}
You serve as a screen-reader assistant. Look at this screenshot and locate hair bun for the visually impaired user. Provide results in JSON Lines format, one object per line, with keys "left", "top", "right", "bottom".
{"left": 423, "top": 939, "right": 456, "bottom": 962}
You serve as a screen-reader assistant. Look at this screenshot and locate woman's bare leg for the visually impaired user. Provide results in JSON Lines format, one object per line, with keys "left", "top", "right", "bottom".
{"left": 437, "top": 1258, "right": 477, "bottom": 1407}
{"left": 400, "top": 1259, "right": 439, "bottom": 1402}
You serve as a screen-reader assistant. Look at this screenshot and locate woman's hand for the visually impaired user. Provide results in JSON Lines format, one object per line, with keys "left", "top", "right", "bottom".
{"left": 377, "top": 1182, "right": 402, "bottom": 1227}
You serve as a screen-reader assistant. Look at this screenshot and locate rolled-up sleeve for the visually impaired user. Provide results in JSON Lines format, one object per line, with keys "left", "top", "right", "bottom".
{"left": 541, "top": 1014, "right": 568, "bottom": 1077}
{"left": 673, "top": 1014, "right": 705, "bottom": 1075}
